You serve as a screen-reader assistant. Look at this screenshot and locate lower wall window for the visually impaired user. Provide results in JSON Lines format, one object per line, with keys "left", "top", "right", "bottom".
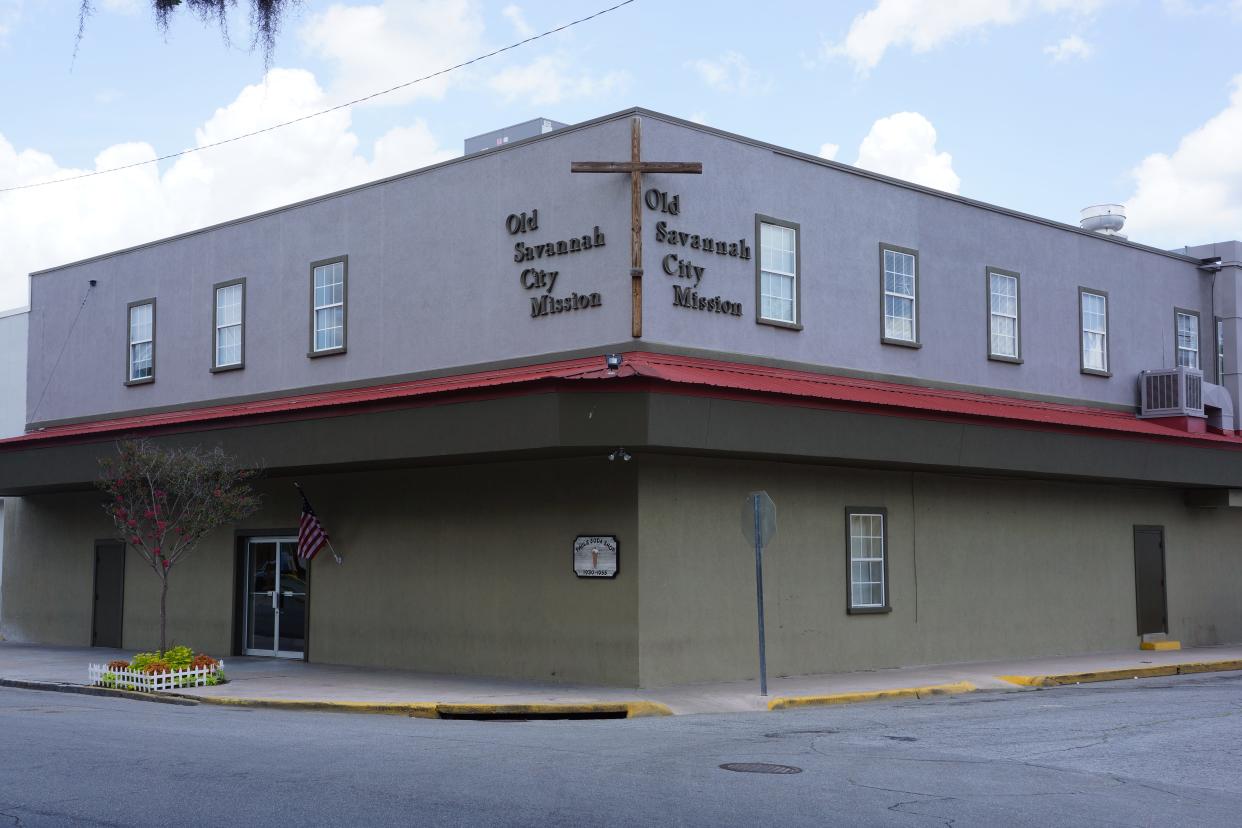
{"left": 846, "top": 508, "right": 890, "bottom": 613}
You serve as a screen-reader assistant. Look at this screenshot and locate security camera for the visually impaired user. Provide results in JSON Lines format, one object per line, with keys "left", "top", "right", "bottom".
{"left": 605, "top": 353, "right": 623, "bottom": 371}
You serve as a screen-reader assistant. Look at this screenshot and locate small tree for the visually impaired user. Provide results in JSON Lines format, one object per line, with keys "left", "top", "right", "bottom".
{"left": 98, "top": 439, "right": 261, "bottom": 653}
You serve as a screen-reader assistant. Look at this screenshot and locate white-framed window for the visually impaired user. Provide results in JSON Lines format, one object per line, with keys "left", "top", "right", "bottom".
{"left": 1176, "top": 309, "right": 1200, "bottom": 370}
{"left": 311, "top": 257, "right": 346, "bottom": 354}
{"left": 127, "top": 300, "right": 154, "bottom": 383}
{"left": 1080, "top": 290, "right": 1108, "bottom": 374}
{"left": 882, "top": 247, "right": 917, "bottom": 343}
{"left": 213, "top": 280, "right": 244, "bottom": 369}
{"left": 1217, "top": 318, "right": 1225, "bottom": 383}
{"left": 847, "top": 509, "right": 888, "bottom": 613}
{"left": 758, "top": 219, "right": 797, "bottom": 326}
{"left": 989, "top": 270, "right": 1020, "bottom": 359}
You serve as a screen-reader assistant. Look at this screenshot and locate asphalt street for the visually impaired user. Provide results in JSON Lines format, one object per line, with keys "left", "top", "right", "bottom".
{"left": 1, "top": 672, "right": 1240, "bottom": 826}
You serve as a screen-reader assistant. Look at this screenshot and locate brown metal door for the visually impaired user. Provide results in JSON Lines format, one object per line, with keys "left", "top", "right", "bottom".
{"left": 1133, "top": 526, "right": 1167, "bottom": 636}
{"left": 92, "top": 541, "right": 125, "bottom": 648}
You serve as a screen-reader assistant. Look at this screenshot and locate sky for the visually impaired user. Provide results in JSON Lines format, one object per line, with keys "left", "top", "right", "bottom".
{"left": 1, "top": 0, "right": 1241, "bottom": 312}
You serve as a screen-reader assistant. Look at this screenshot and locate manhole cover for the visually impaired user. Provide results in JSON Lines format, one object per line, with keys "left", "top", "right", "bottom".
{"left": 719, "top": 762, "right": 803, "bottom": 775}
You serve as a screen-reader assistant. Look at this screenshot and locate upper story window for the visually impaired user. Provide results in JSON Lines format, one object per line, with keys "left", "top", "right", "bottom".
{"left": 988, "top": 269, "right": 1021, "bottom": 361}
{"left": 1176, "top": 309, "right": 1200, "bottom": 370}
{"left": 881, "top": 246, "right": 918, "bottom": 346}
{"left": 213, "top": 279, "right": 245, "bottom": 371}
{"left": 846, "top": 508, "right": 889, "bottom": 614}
{"left": 1080, "top": 288, "right": 1109, "bottom": 376}
{"left": 1217, "top": 318, "right": 1225, "bottom": 383}
{"left": 310, "top": 256, "right": 347, "bottom": 356}
{"left": 126, "top": 299, "right": 155, "bottom": 385}
{"left": 756, "top": 217, "right": 799, "bottom": 328}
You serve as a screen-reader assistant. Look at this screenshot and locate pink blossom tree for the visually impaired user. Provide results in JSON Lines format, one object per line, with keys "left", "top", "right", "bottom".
{"left": 98, "top": 440, "right": 261, "bottom": 653}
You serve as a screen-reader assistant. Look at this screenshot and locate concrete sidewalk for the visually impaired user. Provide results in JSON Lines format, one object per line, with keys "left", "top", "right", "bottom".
{"left": 2, "top": 640, "right": 1241, "bottom": 716}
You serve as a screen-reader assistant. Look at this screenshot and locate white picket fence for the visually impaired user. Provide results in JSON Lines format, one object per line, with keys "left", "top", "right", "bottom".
{"left": 88, "top": 661, "right": 225, "bottom": 693}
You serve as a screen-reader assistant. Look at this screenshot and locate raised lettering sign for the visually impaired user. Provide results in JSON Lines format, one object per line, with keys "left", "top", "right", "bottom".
{"left": 509, "top": 207, "right": 607, "bottom": 320}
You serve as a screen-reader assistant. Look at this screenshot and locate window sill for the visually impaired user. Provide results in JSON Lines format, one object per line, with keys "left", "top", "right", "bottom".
{"left": 1081, "top": 368, "right": 1112, "bottom": 378}
{"left": 847, "top": 605, "right": 892, "bottom": 615}
{"left": 308, "top": 347, "right": 347, "bottom": 359}
{"left": 757, "top": 317, "right": 803, "bottom": 332}
{"left": 881, "top": 337, "right": 921, "bottom": 349}
{"left": 124, "top": 377, "right": 154, "bottom": 387}
{"left": 988, "top": 354, "right": 1023, "bottom": 365}
{"left": 210, "top": 363, "right": 244, "bottom": 374}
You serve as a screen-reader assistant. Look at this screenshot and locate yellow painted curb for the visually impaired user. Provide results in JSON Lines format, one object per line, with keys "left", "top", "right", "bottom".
{"left": 192, "top": 697, "right": 440, "bottom": 717}
{"left": 1169, "top": 658, "right": 1242, "bottom": 675}
{"left": 997, "top": 658, "right": 1242, "bottom": 687}
{"left": 187, "top": 696, "right": 672, "bottom": 719}
{"left": 767, "top": 681, "right": 976, "bottom": 711}
{"left": 1140, "top": 640, "right": 1181, "bottom": 651}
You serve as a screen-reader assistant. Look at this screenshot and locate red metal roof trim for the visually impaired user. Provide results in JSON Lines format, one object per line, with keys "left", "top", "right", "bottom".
{"left": 625, "top": 352, "right": 1242, "bottom": 446}
{"left": 2, "top": 350, "right": 1239, "bottom": 450}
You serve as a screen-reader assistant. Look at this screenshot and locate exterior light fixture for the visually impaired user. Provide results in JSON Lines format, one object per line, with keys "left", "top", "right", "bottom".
{"left": 607, "top": 447, "right": 632, "bottom": 462}
{"left": 605, "top": 353, "right": 623, "bottom": 371}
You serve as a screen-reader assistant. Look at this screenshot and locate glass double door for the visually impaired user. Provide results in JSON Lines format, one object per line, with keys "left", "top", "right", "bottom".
{"left": 243, "top": 538, "right": 307, "bottom": 658}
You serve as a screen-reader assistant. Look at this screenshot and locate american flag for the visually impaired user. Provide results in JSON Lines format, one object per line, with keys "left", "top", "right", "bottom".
{"left": 297, "top": 488, "right": 330, "bottom": 562}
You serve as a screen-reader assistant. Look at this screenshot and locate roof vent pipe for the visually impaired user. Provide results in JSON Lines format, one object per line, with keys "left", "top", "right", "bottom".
{"left": 1080, "top": 203, "right": 1127, "bottom": 238}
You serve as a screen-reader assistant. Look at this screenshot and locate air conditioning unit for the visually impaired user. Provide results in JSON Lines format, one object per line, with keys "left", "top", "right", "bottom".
{"left": 1139, "top": 366, "right": 1204, "bottom": 418}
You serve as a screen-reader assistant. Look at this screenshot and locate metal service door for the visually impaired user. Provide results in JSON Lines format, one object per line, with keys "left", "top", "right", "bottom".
{"left": 1133, "top": 526, "right": 1168, "bottom": 636}
{"left": 243, "top": 538, "right": 307, "bottom": 658}
{"left": 91, "top": 541, "right": 126, "bottom": 648}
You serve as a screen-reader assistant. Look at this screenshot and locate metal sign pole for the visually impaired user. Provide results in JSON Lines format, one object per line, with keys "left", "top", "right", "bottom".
{"left": 753, "top": 494, "right": 768, "bottom": 697}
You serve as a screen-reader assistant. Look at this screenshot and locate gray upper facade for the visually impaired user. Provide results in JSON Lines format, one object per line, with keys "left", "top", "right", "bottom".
{"left": 21, "top": 108, "right": 1238, "bottom": 429}
{"left": 0, "top": 308, "right": 27, "bottom": 439}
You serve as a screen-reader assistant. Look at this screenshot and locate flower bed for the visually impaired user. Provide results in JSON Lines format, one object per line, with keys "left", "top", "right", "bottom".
{"left": 89, "top": 647, "right": 226, "bottom": 692}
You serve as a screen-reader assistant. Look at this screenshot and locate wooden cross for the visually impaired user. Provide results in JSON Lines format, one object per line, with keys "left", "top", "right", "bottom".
{"left": 572, "top": 117, "right": 702, "bottom": 338}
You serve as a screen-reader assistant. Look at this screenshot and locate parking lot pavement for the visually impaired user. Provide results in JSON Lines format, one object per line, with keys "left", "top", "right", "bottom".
{"left": 1, "top": 670, "right": 1240, "bottom": 826}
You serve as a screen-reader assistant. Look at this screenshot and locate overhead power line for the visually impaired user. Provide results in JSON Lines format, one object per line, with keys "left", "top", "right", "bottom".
{"left": 0, "top": 0, "right": 636, "bottom": 195}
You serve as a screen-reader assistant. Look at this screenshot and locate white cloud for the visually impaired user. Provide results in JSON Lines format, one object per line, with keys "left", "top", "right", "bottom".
{"left": 502, "top": 4, "right": 534, "bottom": 37}
{"left": 1044, "top": 34, "right": 1092, "bottom": 62}
{"left": 686, "top": 52, "right": 770, "bottom": 95}
{"left": 817, "top": 142, "right": 840, "bottom": 161}
{"left": 299, "top": 0, "right": 485, "bottom": 106}
{"left": 853, "top": 112, "right": 960, "bottom": 193}
{"left": 1125, "top": 74, "right": 1242, "bottom": 248}
{"left": 0, "top": 0, "right": 20, "bottom": 44}
{"left": 0, "top": 68, "right": 456, "bottom": 311}
{"left": 828, "top": 0, "right": 1107, "bottom": 72}
{"left": 487, "top": 54, "right": 627, "bottom": 106}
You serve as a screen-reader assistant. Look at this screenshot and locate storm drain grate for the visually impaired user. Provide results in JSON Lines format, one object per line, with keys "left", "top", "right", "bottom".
{"left": 436, "top": 710, "right": 627, "bottom": 721}
{"left": 719, "top": 762, "right": 803, "bottom": 775}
